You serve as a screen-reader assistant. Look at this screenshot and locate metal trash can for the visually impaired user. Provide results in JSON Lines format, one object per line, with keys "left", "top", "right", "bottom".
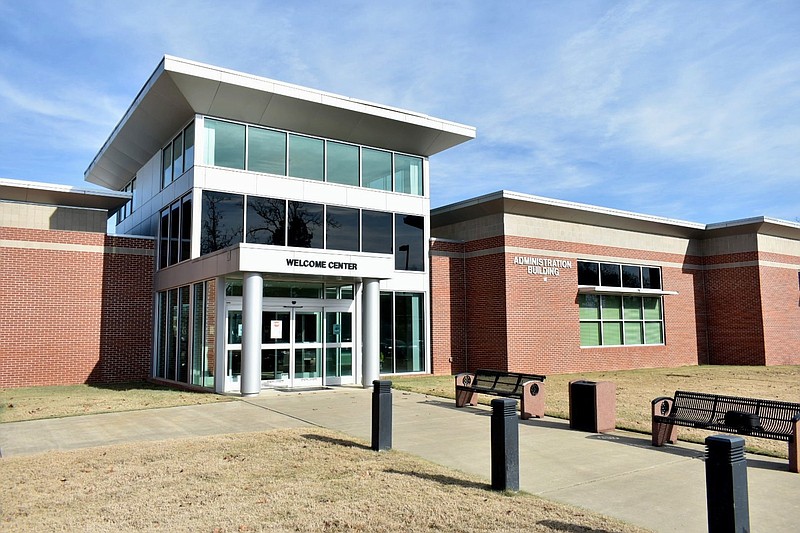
{"left": 569, "top": 380, "right": 616, "bottom": 433}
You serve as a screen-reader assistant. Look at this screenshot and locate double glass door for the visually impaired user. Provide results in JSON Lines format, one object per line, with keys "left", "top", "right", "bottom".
{"left": 226, "top": 302, "right": 353, "bottom": 390}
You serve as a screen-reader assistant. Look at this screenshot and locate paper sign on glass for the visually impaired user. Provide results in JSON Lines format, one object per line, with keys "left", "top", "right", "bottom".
{"left": 270, "top": 320, "right": 283, "bottom": 339}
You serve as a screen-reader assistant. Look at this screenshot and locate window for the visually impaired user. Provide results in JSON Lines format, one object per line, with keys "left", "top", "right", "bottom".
{"left": 579, "top": 294, "right": 664, "bottom": 346}
{"left": 158, "top": 194, "right": 193, "bottom": 269}
{"left": 326, "top": 141, "right": 359, "bottom": 186}
{"left": 326, "top": 206, "right": 360, "bottom": 251}
{"left": 200, "top": 191, "right": 243, "bottom": 255}
{"left": 248, "top": 127, "right": 286, "bottom": 175}
{"left": 362, "top": 148, "right": 392, "bottom": 191}
{"left": 161, "top": 121, "right": 196, "bottom": 189}
{"left": 288, "top": 134, "right": 324, "bottom": 181}
{"left": 379, "top": 291, "right": 425, "bottom": 373}
{"left": 246, "top": 196, "right": 286, "bottom": 245}
{"left": 198, "top": 116, "right": 425, "bottom": 195}
{"left": 394, "top": 154, "right": 422, "bottom": 195}
{"left": 204, "top": 118, "right": 245, "bottom": 170}
{"left": 117, "top": 177, "right": 136, "bottom": 224}
{"left": 287, "top": 201, "right": 323, "bottom": 248}
{"left": 395, "top": 214, "right": 424, "bottom": 271}
{"left": 362, "top": 210, "right": 393, "bottom": 254}
{"left": 198, "top": 191, "right": 419, "bottom": 259}
{"left": 578, "top": 261, "right": 662, "bottom": 291}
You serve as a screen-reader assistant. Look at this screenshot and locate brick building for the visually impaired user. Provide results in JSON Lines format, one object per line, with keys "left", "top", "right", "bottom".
{"left": 0, "top": 179, "right": 154, "bottom": 388}
{"left": 2, "top": 59, "right": 798, "bottom": 391}
{"left": 430, "top": 191, "right": 800, "bottom": 375}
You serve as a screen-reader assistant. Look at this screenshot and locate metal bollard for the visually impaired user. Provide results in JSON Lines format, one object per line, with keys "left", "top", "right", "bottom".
{"left": 371, "top": 380, "right": 392, "bottom": 451}
{"left": 705, "top": 435, "right": 750, "bottom": 533}
{"left": 491, "top": 398, "right": 519, "bottom": 491}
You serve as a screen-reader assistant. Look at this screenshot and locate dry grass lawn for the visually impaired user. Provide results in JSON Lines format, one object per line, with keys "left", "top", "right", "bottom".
{"left": 1, "top": 428, "right": 648, "bottom": 533}
{"left": 0, "top": 382, "right": 233, "bottom": 423}
{"left": 391, "top": 365, "right": 800, "bottom": 458}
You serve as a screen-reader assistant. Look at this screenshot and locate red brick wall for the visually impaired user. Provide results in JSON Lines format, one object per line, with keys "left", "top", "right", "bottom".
{"left": 0, "top": 227, "right": 154, "bottom": 388}
{"left": 502, "top": 236, "right": 704, "bottom": 375}
{"left": 430, "top": 239, "right": 466, "bottom": 374}
{"left": 702, "top": 251, "right": 765, "bottom": 365}
{"left": 429, "top": 232, "right": 709, "bottom": 376}
{"left": 759, "top": 252, "right": 800, "bottom": 365}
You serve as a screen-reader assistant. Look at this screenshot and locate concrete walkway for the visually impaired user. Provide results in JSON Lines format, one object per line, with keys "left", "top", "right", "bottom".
{"left": 2, "top": 386, "right": 798, "bottom": 532}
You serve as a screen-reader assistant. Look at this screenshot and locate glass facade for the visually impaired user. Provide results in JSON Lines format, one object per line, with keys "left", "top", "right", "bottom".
{"left": 199, "top": 117, "right": 424, "bottom": 195}
{"left": 394, "top": 214, "right": 425, "bottom": 271}
{"left": 158, "top": 193, "right": 192, "bottom": 269}
{"left": 200, "top": 191, "right": 244, "bottom": 255}
{"left": 162, "top": 121, "right": 195, "bottom": 189}
{"left": 196, "top": 192, "right": 423, "bottom": 271}
{"left": 379, "top": 291, "right": 425, "bottom": 373}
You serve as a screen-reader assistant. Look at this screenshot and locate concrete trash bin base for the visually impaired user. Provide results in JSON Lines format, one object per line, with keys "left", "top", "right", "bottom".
{"left": 569, "top": 380, "right": 616, "bottom": 433}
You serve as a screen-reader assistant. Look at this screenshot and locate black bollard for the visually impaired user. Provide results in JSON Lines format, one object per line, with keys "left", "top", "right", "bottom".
{"left": 705, "top": 435, "right": 750, "bottom": 533}
{"left": 491, "top": 398, "right": 519, "bottom": 492}
{"left": 371, "top": 380, "right": 392, "bottom": 451}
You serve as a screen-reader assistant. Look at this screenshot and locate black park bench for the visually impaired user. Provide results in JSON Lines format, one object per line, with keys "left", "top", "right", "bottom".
{"left": 651, "top": 390, "right": 800, "bottom": 473}
{"left": 454, "top": 369, "right": 547, "bottom": 419}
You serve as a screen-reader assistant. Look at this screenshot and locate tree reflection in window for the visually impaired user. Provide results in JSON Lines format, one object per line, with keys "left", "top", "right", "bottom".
{"left": 247, "top": 196, "right": 286, "bottom": 245}
{"left": 288, "top": 201, "right": 323, "bottom": 248}
{"left": 200, "top": 191, "right": 243, "bottom": 255}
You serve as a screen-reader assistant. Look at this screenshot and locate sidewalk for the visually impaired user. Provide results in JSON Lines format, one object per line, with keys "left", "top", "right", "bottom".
{"left": 2, "top": 386, "right": 798, "bottom": 532}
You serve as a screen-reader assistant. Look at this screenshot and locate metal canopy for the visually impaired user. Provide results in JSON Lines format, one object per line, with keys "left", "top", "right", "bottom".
{"left": 0, "top": 178, "right": 130, "bottom": 211}
{"left": 85, "top": 56, "right": 476, "bottom": 191}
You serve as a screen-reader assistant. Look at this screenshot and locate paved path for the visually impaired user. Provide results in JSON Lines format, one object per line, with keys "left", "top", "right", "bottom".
{"left": 2, "top": 386, "right": 798, "bottom": 532}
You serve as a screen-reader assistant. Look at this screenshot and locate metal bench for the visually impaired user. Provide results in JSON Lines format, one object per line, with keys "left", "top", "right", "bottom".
{"left": 454, "top": 369, "right": 546, "bottom": 419}
{"left": 652, "top": 390, "right": 800, "bottom": 473}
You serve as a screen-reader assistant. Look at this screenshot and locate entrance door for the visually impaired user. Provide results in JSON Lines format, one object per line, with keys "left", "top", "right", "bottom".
{"left": 262, "top": 307, "right": 323, "bottom": 388}
{"left": 226, "top": 300, "right": 355, "bottom": 391}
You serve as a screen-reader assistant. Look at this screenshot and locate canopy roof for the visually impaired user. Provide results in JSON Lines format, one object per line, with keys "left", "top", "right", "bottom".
{"left": 85, "top": 56, "right": 476, "bottom": 190}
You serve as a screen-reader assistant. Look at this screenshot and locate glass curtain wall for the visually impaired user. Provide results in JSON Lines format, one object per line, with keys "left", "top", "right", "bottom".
{"left": 379, "top": 292, "right": 425, "bottom": 373}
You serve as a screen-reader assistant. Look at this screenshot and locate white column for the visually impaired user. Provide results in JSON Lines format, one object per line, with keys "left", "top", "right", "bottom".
{"left": 240, "top": 272, "right": 263, "bottom": 396}
{"left": 362, "top": 278, "right": 380, "bottom": 388}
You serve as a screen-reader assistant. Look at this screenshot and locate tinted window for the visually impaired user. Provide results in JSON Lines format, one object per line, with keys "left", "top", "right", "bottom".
{"left": 248, "top": 127, "right": 286, "bottom": 175}
{"left": 183, "top": 122, "right": 195, "bottom": 170}
{"left": 394, "top": 154, "right": 422, "bottom": 195}
{"left": 204, "top": 119, "right": 245, "bottom": 169}
{"left": 200, "top": 191, "right": 244, "bottom": 255}
{"left": 362, "top": 210, "right": 393, "bottom": 253}
{"left": 577, "top": 261, "right": 599, "bottom": 285}
{"left": 326, "top": 141, "right": 359, "bottom": 186}
{"left": 288, "top": 201, "right": 323, "bottom": 248}
{"left": 362, "top": 148, "right": 392, "bottom": 191}
{"left": 288, "top": 134, "right": 323, "bottom": 181}
{"left": 395, "top": 214, "right": 424, "bottom": 271}
{"left": 642, "top": 267, "right": 661, "bottom": 290}
{"left": 180, "top": 197, "right": 192, "bottom": 262}
{"left": 247, "top": 196, "right": 285, "bottom": 245}
{"left": 622, "top": 265, "right": 641, "bottom": 288}
{"left": 326, "top": 206, "right": 360, "bottom": 251}
{"left": 600, "top": 263, "right": 621, "bottom": 287}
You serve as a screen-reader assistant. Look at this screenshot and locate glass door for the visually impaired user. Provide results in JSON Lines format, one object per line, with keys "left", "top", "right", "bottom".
{"left": 262, "top": 307, "right": 323, "bottom": 388}
{"left": 293, "top": 309, "right": 323, "bottom": 386}
{"left": 325, "top": 310, "right": 353, "bottom": 385}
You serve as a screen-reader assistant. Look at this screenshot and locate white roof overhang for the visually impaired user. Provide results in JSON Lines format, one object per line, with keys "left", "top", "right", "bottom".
{"left": 0, "top": 178, "right": 130, "bottom": 212}
{"left": 85, "top": 56, "right": 476, "bottom": 190}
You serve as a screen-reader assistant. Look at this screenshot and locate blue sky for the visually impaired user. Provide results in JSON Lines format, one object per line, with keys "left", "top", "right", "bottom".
{"left": 1, "top": 0, "right": 798, "bottom": 223}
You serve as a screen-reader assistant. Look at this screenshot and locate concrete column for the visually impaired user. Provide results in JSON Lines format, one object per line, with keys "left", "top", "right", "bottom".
{"left": 240, "top": 272, "right": 263, "bottom": 396}
{"left": 362, "top": 278, "right": 380, "bottom": 388}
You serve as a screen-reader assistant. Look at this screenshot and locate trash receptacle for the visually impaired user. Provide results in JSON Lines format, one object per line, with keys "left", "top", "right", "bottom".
{"left": 569, "top": 380, "right": 616, "bottom": 433}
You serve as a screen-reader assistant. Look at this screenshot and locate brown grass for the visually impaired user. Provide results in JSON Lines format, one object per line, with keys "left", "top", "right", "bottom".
{"left": 391, "top": 365, "right": 800, "bottom": 458}
{"left": 0, "top": 428, "right": 648, "bottom": 532}
{"left": 0, "top": 382, "right": 233, "bottom": 423}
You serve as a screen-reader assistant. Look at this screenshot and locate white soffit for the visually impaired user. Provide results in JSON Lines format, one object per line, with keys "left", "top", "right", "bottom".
{"left": 86, "top": 56, "right": 476, "bottom": 191}
{"left": 0, "top": 178, "right": 130, "bottom": 211}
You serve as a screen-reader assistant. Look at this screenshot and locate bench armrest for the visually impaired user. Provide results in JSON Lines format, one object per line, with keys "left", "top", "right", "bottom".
{"left": 652, "top": 397, "right": 674, "bottom": 417}
{"left": 454, "top": 372, "right": 476, "bottom": 389}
